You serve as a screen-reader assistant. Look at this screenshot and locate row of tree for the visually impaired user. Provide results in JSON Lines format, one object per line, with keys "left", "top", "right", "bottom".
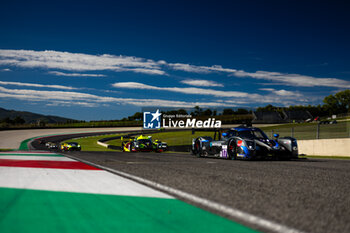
{"left": 323, "top": 89, "right": 350, "bottom": 115}
{"left": 257, "top": 90, "right": 350, "bottom": 116}
{"left": 1, "top": 90, "right": 348, "bottom": 125}
{"left": 0, "top": 116, "right": 25, "bottom": 125}
{"left": 122, "top": 90, "right": 349, "bottom": 120}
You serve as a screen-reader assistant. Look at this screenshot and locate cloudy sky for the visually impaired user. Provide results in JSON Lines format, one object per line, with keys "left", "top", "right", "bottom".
{"left": 0, "top": 0, "right": 349, "bottom": 120}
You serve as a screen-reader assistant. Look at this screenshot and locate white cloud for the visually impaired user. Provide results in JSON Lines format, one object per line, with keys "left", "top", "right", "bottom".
{"left": 0, "top": 86, "right": 97, "bottom": 101}
{"left": 46, "top": 101, "right": 99, "bottom": 107}
{"left": 48, "top": 71, "right": 106, "bottom": 77}
{"left": 232, "top": 70, "right": 350, "bottom": 88}
{"left": 1, "top": 49, "right": 349, "bottom": 88}
{"left": 0, "top": 83, "right": 310, "bottom": 108}
{"left": 0, "top": 86, "right": 239, "bottom": 108}
{"left": 167, "top": 63, "right": 237, "bottom": 74}
{"left": 116, "top": 67, "right": 166, "bottom": 75}
{"left": 169, "top": 65, "right": 350, "bottom": 89}
{"left": 259, "top": 88, "right": 301, "bottom": 97}
{"left": 0, "top": 49, "right": 165, "bottom": 75}
{"left": 0, "top": 81, "right": 77, "bottom": 90}
{"left": 181, "top": 79, "right": 224, "bottom": 87}
{"left": 112, "top": 82, "right": 258, "bottom": 98}
{"left": 111, "top": 82, "right": 309, "bottom": 106}
{"left": 1, "top": 68, "right": 11, "bottom": 72}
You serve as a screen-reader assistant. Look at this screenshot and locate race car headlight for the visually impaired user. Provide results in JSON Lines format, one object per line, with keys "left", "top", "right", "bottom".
{"left": 245, "top": 140, "right": 255, "bottom": 150}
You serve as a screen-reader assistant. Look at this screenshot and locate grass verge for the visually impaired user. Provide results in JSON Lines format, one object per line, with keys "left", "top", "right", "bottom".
{"left": 303, "top": 155, "right": 350, "bottom": 160}
{"left": 62, "top": 134, "right": 125, "bottom": 151}
{"left": 61, "top": 128, "right": 350, "bottom": 159}
{"left": 107, "top": 130, "right": 217, "bottom": 147}
{"left": 259, "top": 121, "right": 349, "bottom": 140}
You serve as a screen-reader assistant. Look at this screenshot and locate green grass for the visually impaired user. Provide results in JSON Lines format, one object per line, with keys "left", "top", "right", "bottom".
{"left": 260, "top": 121, "right": 349, "bottom": 140}
{"left": 105, "top": 138, "right": 123, "bottom": 147}
{"left": 108, "top": 130, "right": 216, "bottom": 147}
{"left": 61, "top": 121, "right": 350, "bottom": 152}
{"left": 303, "top": 155, "right": 350, "bottom": 160}
{"left": 62, "top": 134, "right": 125, "bottom": 151}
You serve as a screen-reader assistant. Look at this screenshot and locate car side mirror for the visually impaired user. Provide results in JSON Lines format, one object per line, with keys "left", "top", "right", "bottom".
{"left": 273, "top": 133, "right": 279, "bottom": 138}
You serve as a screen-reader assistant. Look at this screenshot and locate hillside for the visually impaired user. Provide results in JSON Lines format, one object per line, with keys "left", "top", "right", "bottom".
{"left": 0, "top": 107, "right": 75, "bottom": 124}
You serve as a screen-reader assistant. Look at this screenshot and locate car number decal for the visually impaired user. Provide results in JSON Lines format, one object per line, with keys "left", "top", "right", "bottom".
{"left": 220, "top": 145, "right": 227, "bottom": 158}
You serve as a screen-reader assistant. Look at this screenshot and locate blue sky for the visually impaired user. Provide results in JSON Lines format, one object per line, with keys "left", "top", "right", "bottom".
{"left": 0, "top": 0, "right": 349, "bottom": 120}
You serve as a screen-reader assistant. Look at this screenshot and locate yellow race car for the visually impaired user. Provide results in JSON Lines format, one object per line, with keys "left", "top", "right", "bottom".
{"left": 122, "top": 135, "right": 167, "bottom": 152}
{"left": 61, "top": 142, "right": 81, "bottom": 151}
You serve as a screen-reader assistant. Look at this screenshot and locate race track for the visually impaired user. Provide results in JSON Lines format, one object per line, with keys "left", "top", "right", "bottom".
{"left": 51, "top": 150, "right": 348, "bottom": 233}
{"left": 16, "top": 132, "right": 350, "bottom": 233}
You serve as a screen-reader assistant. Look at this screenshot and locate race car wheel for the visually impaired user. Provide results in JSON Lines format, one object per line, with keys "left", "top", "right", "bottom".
{"left": 193, "top": 139, "right": 202, "bottom": 157}
{"left": 228, "top": 139, "right": 237, "bottom": 160}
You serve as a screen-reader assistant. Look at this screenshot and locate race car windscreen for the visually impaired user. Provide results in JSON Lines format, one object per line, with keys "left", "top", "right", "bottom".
{"left": 238, "top": 129, "right": 268, "bottom": 140}
{"left": 138, "top": 139, "right": 152, "bottom": 144}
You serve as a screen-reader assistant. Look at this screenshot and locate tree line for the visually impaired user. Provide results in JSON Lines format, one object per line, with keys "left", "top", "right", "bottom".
{"left": 126, "top": 90, "right": 350, "bottom": 120}
{"left": 1, "top": 90, "right": 349, "bottom": 126}
{"left": 0, "top": 116, "right": 25, "bottom": 125}
{"left": 256, "top": 90, "right": 350, "bottom": 117}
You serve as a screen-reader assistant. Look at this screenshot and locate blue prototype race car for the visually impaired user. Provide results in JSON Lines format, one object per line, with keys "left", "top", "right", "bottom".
{"left": 191, "top": 126, "right": 298, "bottom": 160}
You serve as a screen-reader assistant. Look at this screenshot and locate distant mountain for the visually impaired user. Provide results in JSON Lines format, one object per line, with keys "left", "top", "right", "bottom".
{"left": 0, "top": 107, "right": 76, "bottom": 124}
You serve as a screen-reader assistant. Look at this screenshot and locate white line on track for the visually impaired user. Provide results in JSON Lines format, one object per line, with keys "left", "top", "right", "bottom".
{"left": 0, "top": 152, "right": 57, "bottom": 154}
{"left": 64, "top": 153, "right": 306, "bottom": 233}
{"left": 0, "top": 155, "right": 75, "bottom": 161}
{"left": 0, "top": 167, "right": 172, "bottom": 198}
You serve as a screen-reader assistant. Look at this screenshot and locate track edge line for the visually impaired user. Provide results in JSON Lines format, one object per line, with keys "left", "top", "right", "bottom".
{"left": 62, "top": 153, "right": 306, "bottom": 233}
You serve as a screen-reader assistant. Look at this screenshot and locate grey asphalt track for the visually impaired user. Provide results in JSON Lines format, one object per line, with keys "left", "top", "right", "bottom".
{"left": 31, "top": 134, "right": 350, "bottom": 233}
{"left": 57, "top": 151, "right": 349, "bottom": 233}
